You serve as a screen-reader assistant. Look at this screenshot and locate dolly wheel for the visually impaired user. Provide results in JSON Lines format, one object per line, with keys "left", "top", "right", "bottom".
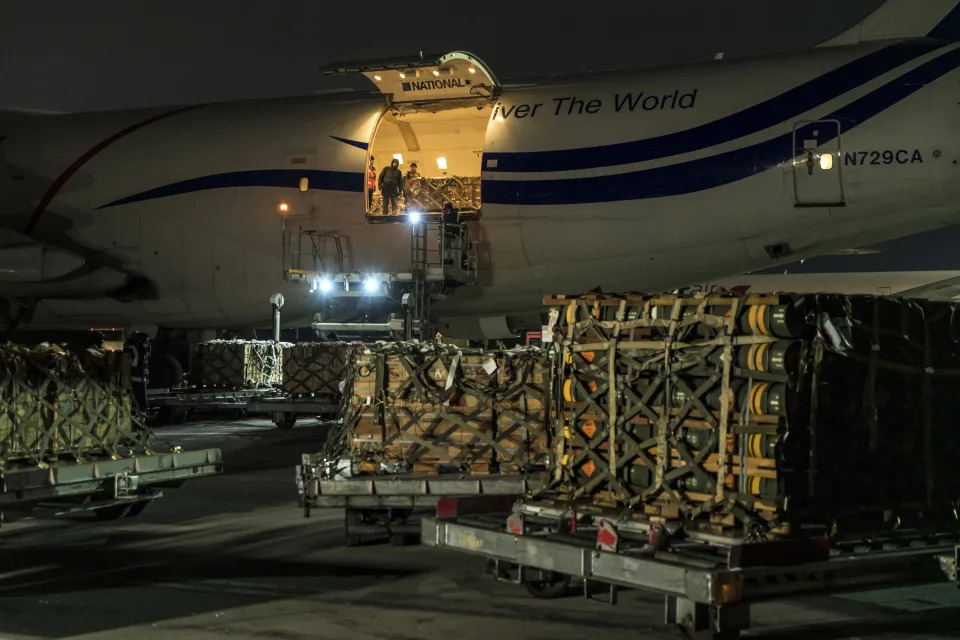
{"left": 523, "top": 572, "right": 571, "bottom": 599}
{"left": 273, "top": 412, "right": 297, "bottom": 429}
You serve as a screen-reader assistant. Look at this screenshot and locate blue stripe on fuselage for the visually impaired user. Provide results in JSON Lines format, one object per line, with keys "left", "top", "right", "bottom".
{"left": 930, "top": 5, "right": 960, "bottom": 40}
{"left": 98, "top": 169, "right": 363, "bottom": 209}
{"left": 97, "top": 44, "right": 960, "bottom": 210}
{"left": 329, "top": 135, "right": 369, "bottom": 150}
{"left": 482, "top": 45, "right": 960, "bottom": 206}
{"left": 483, "top": 40, "right": 941, "bottom": 174}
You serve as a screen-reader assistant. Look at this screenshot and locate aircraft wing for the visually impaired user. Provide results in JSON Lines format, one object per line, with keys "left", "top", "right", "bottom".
{"left": 0, "top": 121, "right": 150, "bottom": 304}
{"left": 893, "top": 275, "right": 960, "bottom": 301}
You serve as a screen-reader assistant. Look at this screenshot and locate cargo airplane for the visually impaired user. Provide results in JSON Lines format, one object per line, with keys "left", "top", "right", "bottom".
{"left": 3, "top": 0, "right": 960, "bottom": 375}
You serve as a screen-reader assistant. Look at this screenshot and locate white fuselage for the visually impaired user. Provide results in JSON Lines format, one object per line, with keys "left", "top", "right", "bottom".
{"left": 3, "top": 39, "right": 960, "bottom": 335}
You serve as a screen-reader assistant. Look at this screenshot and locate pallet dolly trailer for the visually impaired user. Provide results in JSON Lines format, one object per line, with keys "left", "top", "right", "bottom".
{"left": 147, "top": 387, "right": 267, "bottom": 424}
{"left": 422, "top": 499, "right": 960, "bottom": 640}
{"left": 298, "top": 454, "right": 541, "bottom": 546}
{"left": 248, "top": 394, "right": 342, "bottom": 429}
{"left": 1, "top": 448, "right": 223, "bottom": 522}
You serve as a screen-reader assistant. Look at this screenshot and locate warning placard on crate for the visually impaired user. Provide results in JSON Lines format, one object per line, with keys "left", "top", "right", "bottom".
{"left": 482, "top": 358, "right": 497, "bottom": 375}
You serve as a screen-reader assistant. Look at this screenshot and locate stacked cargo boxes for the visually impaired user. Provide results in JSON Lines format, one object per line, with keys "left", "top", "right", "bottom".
{"left": 326, "top": 342, "right": 550, "bottom": 476}
{"left": 542, "top": 292, "right": 960, "bottom": 541}
{"left": 189, "top": 340, "right": 283, "bottom": 389}
{"left": 496, "top": 351, "right": 551, "bottom": 473}
{"left": 0, "top": 344, "right": 144, "bottom": 466}
{"left": 282, "top": 343, "right": 352, "bottom": 399}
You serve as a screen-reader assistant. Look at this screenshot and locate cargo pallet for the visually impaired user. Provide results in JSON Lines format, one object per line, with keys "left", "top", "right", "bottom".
{"left": 298, "top": 456, "right": 539, "bottom": 546}
{"left": 422, "top": 499, "right": 960, "bottom": 640}
{"left": 147, "top": 387, "right": 267, "bottom": 424}
{"left": 248, "top": 394, "right": 341, "bottom": 429}
{"left": 1, "top": 448, "right": 223, "bottom": 521}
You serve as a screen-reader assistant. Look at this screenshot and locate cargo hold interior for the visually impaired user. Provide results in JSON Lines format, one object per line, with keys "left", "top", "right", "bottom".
{"left": 367, "top": 102, "right": 491, "bottom": 218}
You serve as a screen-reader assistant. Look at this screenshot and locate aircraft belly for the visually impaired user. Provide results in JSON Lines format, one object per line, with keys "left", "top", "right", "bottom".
{"left": 140, "top": 215, "right": 187, "bottom": 319}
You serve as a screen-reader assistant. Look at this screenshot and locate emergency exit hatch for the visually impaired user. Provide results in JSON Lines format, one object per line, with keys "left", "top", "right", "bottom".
{"left": 322, "top": 52, "right": 500, "bottom": 221}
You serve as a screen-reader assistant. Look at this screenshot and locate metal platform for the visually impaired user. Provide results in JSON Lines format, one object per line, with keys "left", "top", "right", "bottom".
{"left": 298, "top": 458, "right": 540, "bottom": 545}
{"left": 148, "top": 387, "right": 264, "bottom": 410}
{"left": 422, "top": 509, "right": 960, "bottom": 637}
{"left": 301, "top": 471, "right": 539, "bottom": 509}
{"left": 247, "top": 397, "right": 340, "bottom": 417}
{"left": 1, "top": 448, "right": 223, "bottom": 508}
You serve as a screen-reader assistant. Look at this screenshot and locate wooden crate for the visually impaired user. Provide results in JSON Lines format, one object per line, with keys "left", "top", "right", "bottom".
{"left": 282, "top": 343, "right": 352, "bottom": 397}
{"left": 542, "top": 292, "right": 960, "bottom": 541}
{"left": 496, "top": 351, "right": 551, "bottom": 472}
{"left": 328, "top": 343, "right": 551, "bottom": 475}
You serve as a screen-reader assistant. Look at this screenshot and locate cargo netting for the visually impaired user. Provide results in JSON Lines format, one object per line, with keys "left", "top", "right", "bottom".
{"left": 0, "top": 344, "right": 146, "bottom": 467}
{"left": 282, "top": 343, "right": 352, "bottom": 398}
{"left": 189, "top": 340, "right": 284, "bottom": 389}
{"left": 541, "top": 292, "right": 960, "bottom": 541}
{"left": 320, "top": 342, "right": 550, "bottom": 476}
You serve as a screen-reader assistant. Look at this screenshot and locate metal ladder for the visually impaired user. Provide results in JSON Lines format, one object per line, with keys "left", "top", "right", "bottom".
{"left": 409, "top": 221, "right": 437, "bottom": 339}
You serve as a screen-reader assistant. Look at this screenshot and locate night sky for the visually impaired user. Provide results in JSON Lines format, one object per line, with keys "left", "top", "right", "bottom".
{"left": 1, "top": 0, "right": 883, "bottom": 113}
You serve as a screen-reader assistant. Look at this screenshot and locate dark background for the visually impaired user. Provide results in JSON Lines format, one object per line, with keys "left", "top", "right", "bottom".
{"left": 0, "top": 0, "right": 884, "bottom": 112}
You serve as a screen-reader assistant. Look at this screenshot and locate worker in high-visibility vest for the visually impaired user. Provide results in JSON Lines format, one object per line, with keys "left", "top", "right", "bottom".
{"left": 367, "top": 157, "right": 377, "bottom": 210}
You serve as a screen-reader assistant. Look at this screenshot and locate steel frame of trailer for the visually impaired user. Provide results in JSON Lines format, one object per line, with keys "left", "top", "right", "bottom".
{"left": 298, "top": 465, "right": 539, "bottom": 545}
{"left": 147, "top": 388, "right": 341, "bottom": 427}
{"left": 247, "top": 400, "right": 340, "bottom": 415}
{"left": 147, "top": 387, "right": 266, "bottom": 424}
{"left": 1, "top": 448, "right": 222, "bottom": 516}
{"left": 422, "top": 511, "right": 960, "bottom": 639}
{"left": 249, "top": 397, "right": 341, "bottom": 429}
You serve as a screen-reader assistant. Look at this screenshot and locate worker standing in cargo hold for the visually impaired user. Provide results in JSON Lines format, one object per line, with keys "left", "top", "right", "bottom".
{"left": 378, "top": 158, "right": 403, "bottom": 216}
{"left": 405, "top": 162, "right": 422, "bottom": 211}
{"left": 367, "top": 157, "right": 376, "bottom": 210}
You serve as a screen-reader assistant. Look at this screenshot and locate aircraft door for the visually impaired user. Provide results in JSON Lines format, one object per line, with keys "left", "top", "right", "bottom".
{"left": 792, "top": 119, "right": 844, "bottom": 207}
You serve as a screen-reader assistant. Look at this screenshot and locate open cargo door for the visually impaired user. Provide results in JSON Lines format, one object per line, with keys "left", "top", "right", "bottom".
{"left": 322, "top": 52, "right": 499, "bottom": 221}
{"left": 321, "top": 51, "right": 499, "bottom": 104}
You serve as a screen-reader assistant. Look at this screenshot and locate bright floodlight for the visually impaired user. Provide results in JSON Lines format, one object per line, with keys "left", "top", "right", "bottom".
{"left": 364, "top": 277, "right": 379, "bottom": 293}
{"left": 319, "top": 278, "right": 333, "bottom": 294}
{"left": 409, "top": 211, "right": 422, "bottom": 224}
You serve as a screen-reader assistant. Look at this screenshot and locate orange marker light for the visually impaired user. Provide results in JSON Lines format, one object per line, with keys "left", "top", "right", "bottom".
{"left": 278, "top": 202, "right": 289, "bottom": 214}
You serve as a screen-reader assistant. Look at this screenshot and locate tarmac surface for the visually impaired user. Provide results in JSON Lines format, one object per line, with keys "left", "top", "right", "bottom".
{"left": 0, "top": 417, "right": 958, "bottom": 640}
